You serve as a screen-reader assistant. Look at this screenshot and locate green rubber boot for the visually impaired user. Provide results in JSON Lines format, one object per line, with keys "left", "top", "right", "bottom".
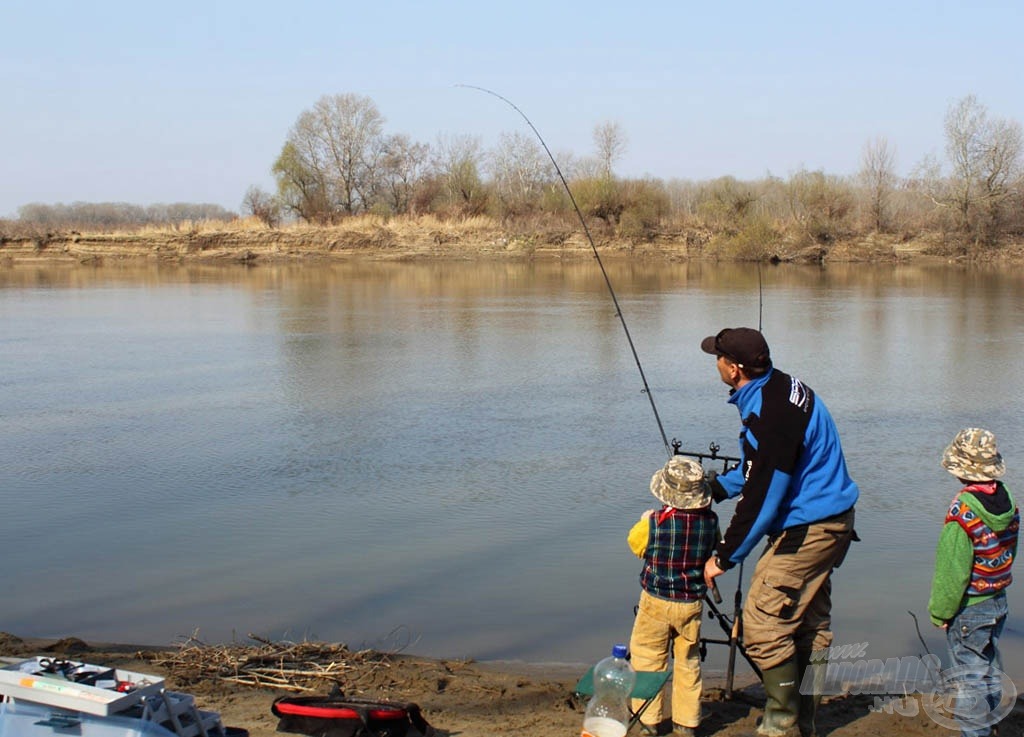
{"left": 757, "top": 659, "right": 801, "bottom": 737}
{"left": 796, "top": 649, "right": 826, "bottom": 737}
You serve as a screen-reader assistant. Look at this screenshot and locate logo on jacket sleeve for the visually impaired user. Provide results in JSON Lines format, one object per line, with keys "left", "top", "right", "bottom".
{"left": 789, "top": 378, "right": 811, "bottom": 412}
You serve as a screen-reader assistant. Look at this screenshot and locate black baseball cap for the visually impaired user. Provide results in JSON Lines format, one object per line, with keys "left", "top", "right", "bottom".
{"left": 700, "top": 327, "right": 771, "bottom": 369}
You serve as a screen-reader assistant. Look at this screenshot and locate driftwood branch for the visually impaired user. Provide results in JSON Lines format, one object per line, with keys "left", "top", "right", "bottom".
{"left": 139, "top": 632, "right": 402, "bottom": 694}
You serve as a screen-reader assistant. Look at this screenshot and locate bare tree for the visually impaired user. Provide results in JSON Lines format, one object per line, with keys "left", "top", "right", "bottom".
{"left": 487, "top": 131, "right": 551, "bottom": 214}
{"left": 272, "top": 93, "right": 385, "bottom": 222}
{"left": 859, "top": 137, "right": 898, "bottom": 232}
{"left": 593, "top": 121, "right": 627, "bottom": 179}
{"left": 977, "top": 116, "right": 1023, "bottom": 237}
{"left": 785, "top": 169, "right": 853, "bottom": 243}
{"left": 432, "top": 133, "right": 487, "bottom": 215}
{"left": 242, "top": 186, "right": 283, "bottom": 228}
{"left": 942, "top": 94, "right": 1023, "bottom": 241}
{"left": 945, "top": 95, "right": 988, "bottom": 231}
{"left": 377, "top": 134, "right": 430, "bottom": 214}
{"left": 568, "top": 154, "right": 602, "bottom": 181}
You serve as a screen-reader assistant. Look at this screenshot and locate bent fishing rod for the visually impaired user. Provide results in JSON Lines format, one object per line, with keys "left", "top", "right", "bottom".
{"left": 461, "top": 87, "right": 767, "bottom": 694}
{"left": 459, "top": 84, "right": 673, "bottom": 458}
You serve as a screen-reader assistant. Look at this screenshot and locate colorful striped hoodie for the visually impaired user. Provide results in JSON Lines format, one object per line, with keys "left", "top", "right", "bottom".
{"left": 928, "top": 481, "right": 1019, "bottom": 626}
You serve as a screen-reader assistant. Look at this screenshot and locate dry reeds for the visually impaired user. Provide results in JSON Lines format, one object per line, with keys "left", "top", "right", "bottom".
{"left": 36, "top": 214, "right": 508, "bottom": 240}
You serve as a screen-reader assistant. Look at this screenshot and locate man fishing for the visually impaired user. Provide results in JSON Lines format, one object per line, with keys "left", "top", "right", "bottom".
{"left": 700, "top": 327, "right": 859, "bottom": 737}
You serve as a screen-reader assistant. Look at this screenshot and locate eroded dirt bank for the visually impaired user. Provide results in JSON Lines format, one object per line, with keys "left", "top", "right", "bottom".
{"left": 4, "top": 224, "right": 1014, "bottom": 266}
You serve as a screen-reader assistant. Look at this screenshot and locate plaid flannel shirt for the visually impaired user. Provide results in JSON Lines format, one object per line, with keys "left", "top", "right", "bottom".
{"left": 630, "top": 507, "right": 719, "bottom": 601}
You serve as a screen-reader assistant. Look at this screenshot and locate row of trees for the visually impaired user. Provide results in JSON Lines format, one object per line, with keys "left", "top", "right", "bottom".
{"left": 249, "top": 93, "right": 646, "bottom": 228}
{"left": 13, "top": 201, "right": 235, "bottom": 229}
{"left": 244, "top": 92, "right": 1022, "bottom": 250}
{"left": 7, "top": 93, "right": 1020, "bottom": 254}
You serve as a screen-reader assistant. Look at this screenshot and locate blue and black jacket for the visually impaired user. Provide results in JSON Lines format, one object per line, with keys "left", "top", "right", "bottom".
{"left": 709, "top": 367, "right": 859, "bottom": 568}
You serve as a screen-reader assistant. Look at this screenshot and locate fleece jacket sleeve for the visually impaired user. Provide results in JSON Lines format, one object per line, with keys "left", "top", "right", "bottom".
{"left": 927, "top": 521, "right": 973, "bottom": 626}
{"left": 628, "top": 516, "right": 650, "bottom": 558}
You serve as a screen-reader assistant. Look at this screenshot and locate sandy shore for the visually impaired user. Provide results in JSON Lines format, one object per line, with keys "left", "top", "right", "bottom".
{"left": 2, "top": 633, "right": 1021, "bottom": 736}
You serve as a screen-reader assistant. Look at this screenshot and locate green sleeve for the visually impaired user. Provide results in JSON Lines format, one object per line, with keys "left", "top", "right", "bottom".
{"left": 927, "top": 521, "right": 973, "bottom": 626}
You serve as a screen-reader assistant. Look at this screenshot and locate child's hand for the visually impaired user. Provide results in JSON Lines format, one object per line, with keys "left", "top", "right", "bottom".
{"left": 641, "top": 509, "right": 654, "bottom": 519}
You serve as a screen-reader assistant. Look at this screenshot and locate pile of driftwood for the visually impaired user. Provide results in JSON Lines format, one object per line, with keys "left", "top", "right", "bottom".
{"left": 142, "top": 633, "right": 395, "bottom": 693}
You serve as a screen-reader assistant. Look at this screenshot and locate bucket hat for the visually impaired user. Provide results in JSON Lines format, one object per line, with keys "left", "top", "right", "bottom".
{"left": 941, "top": 427, "right": 1005, "bottom": 482}
{"left": 650, "top": 456, "right": 709, "bottom": 509}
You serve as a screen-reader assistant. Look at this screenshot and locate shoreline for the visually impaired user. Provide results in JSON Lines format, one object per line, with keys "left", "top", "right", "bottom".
{"left": 2, "top": 633, "right": 1021, "bottom": 736}
{"left": 3, "top": 226, "right": 1023, "bottom": 267}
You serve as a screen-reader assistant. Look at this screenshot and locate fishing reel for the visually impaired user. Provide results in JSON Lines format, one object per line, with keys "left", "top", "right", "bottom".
{"left": 670, "top": 439, "right": 740, "bottom": 474}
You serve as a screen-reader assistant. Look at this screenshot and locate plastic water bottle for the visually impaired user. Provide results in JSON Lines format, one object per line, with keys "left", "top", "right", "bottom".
{"left": 581, "top": 643, "right": 636, "bottom": 737}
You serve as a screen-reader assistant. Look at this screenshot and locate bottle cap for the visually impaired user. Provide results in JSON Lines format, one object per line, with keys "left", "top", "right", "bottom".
{"left": 612, "top": 644, "right": 628, "bottom": 659}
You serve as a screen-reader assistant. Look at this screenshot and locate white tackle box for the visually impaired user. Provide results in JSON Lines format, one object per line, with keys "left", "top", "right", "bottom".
{"left": 0, "top": 657, "right": 164, "bottom": 717}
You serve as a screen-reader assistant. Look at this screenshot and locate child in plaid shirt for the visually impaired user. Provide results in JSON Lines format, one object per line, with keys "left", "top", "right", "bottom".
{"left": 628, "top": 456, "right": 718, "bottom": 737}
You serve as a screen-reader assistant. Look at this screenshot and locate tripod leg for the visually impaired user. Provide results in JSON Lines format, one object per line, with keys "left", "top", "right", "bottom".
{"left": 726, "top": 615, "right": 739, "bottom": 697}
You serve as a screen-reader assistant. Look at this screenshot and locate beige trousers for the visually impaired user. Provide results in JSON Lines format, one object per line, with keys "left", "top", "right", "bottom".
{"left": 628, "top": 590, "right": 703, "bottom": 728}
{"left": 741, "top": 508, "right": 856, "bottom": 670}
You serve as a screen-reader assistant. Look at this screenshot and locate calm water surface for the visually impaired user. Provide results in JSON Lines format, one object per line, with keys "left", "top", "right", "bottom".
{"left": 1, "top": 260, "right": 1022, "bottom": 681}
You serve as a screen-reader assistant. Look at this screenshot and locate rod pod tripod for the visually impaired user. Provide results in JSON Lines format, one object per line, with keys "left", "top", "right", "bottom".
{"left": 700, "top": 567, "right": 761, "bottom": 698}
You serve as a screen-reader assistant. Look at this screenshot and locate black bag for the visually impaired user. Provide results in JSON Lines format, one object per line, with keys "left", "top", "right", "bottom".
{"left": 271, "top": 695, "right": 433, "bottom": 737}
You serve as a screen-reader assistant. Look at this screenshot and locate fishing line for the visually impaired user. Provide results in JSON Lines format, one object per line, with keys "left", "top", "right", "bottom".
{"left": 907, "top": 610, "right": 945, "bottom": 690}
{"left": 458, "top": 84, "right": 672, "bottom": 457}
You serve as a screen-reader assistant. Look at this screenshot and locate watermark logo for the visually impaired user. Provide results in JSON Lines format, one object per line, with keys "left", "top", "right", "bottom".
{"left": 920, "top": 664, "right": 1017, "bottom": 731}
{"left": 801, "top": 643, "right": 1017, "bottom": 730}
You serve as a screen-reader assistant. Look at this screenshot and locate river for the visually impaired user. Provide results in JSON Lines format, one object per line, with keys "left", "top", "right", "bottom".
{"left": 1, "top": 259, "right": 1022, "bottom": 682}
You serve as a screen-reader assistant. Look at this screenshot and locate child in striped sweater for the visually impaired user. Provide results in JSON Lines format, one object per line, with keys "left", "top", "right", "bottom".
{"left": 928, "top": 427, "right": 1018, "bottom": 737}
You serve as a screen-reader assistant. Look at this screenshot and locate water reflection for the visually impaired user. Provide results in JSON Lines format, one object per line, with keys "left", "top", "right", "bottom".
{"left": 0, "top": 259, "right": 1021, "bottom": 679}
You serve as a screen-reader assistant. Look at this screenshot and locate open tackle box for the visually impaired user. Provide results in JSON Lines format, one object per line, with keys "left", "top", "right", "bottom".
{"left": 0, "top": 657, "right": 164, "bottom": 716}
{"left": 0, "top": 657, "right": 229, "bottom": 736}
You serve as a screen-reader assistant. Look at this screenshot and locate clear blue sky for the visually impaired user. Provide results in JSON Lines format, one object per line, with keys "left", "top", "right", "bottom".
{"left": 2, "top": 0, "right": 1022, "bottom": 218}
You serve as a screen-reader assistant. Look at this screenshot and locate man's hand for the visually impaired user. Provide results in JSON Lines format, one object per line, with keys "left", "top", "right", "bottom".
{"left": 704, "top": 556, "right": 725, "bottom": 589}
{"left": 704, "top": 470, "right": 728, "bottom": 503}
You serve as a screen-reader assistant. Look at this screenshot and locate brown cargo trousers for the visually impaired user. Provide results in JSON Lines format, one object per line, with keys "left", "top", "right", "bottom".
{"left": 741, "top": 507, "right": 856, "bottom": 671}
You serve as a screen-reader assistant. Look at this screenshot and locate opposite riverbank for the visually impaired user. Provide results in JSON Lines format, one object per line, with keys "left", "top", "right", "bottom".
{"left": 3, "top": 217, "right": 1022, "bottom": 266}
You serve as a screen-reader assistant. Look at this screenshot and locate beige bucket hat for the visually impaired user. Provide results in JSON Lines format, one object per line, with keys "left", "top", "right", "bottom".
{"left": 650, "top": 456, "right": 709, "bottom": 510}
{"left": 941, "top": 427, "right": 1006, "bottom": 482}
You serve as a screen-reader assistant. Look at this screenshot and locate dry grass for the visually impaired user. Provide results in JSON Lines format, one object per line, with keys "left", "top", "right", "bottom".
{"left": 134, "top": 217, "right": 267, "bottom": 235}
{"left": 65, "top": 215, "right": 509, "bottom": 253}
{"left": 121, "top": 214, "right": 502, "bottom": 238}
